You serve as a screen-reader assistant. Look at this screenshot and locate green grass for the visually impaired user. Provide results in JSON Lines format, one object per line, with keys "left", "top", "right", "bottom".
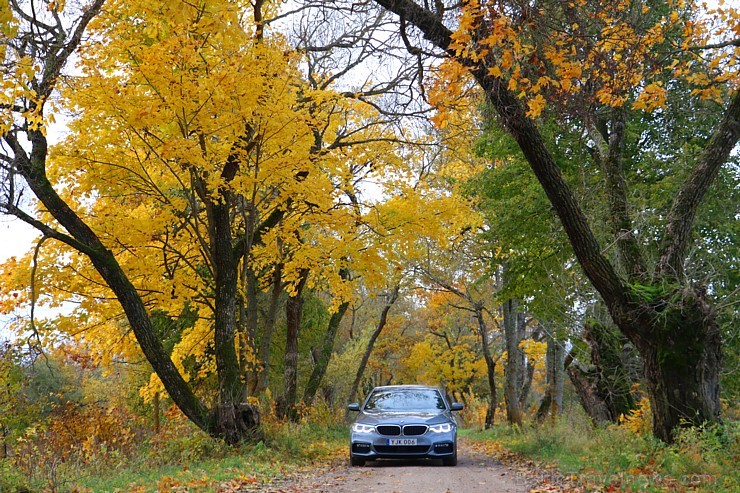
{"left": 462, "top": 416, "right": 739, "bottom": 493}
{"left": 77, "top": 450, "right": 290, "bottom": 492}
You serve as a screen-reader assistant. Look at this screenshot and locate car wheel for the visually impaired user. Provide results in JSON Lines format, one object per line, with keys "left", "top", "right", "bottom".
{"left": 442, "top": 449, "right": 457, "bottom": 467}
{"left": 350, "top": 455, "right": 365, "bottom": 467}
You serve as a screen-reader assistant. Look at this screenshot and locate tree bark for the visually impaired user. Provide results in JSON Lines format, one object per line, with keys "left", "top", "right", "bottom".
{"left": 537, "top": 330, "right": 564, "bottom": 424}
{"left": 503, "top": 298, "right": 524, "bottom": 426}
{"left": 241, "top": 266, "right": 260, "bottom": 396}
{"left": 630, "top": 287, "right": 722, "bottom": 442}
{"left": 211, "top": 198, "right": 243, "bottom": 412}
{"left": 519, "top": 323, "right": 544, "bottom": 409}
{"left": 303, "top": 300, "right": 350, "bottom": 404}
{"left": 474, "top": 304, "right": 498, "bottom": 429}
{"left": 348, "top": 285, "right": 400, "bottom": 405}
{"left": 585, "top": 321, "right": 637, "bottom": 421}
{"left": 253, "top": 264, "right": 283, "bottom": 395}
{"left": 585, "top": 108, "right": 646, "bottom": 280}
{"left": 153, "top": 391, "right": 161, "bottom": 434}
{"left": 566, "top": 360, "right": 612, "bottom": 426}
{"left": 279, "top": 269, "right": 310, "bottom": 420}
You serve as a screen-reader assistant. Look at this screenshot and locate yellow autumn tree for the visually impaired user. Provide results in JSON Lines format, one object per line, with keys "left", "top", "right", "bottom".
{"left": 1, "top": 0, "right": 467, "bottom": 438}
{"left": 403, "top": 291, "right": 488, "bottom": 395}
{"left": 0, "top": 0, "right": 417, "bottom": 442}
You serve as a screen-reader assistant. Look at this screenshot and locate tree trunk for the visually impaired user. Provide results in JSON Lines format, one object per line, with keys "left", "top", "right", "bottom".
{"left": 537, "top": 331, "right": 564, "bottom": 424}
{"left": 519, "top": 360, "right": 535, "bottom": 409}
{"left": 519, "top": 323, "right": 543, "bottom": 409}
{"left": 535, "top": 392, "right": 551, "bottom": 423}
{"left": 153, "top": 391, "right": 161, "bottom": 434}
{"left": 253, "top": 264, "right": 283, "bottom": 395}
{"left": 629, "top": 287, "right": 722, "bottom": 442}
{"left": 348, "top": 285, "right": 399, "bottom": 404}
{"left": 551, "top": 337, "right": 565, "bottom": 421}
{"left": 280, "top": 269, "right": 309, "bottom": 420}
{"left": 503, "top": 298, "right": 524, "bottom": 426}
{"left": 584, "top": 321, "right": 637, "bottom": 421}
{"left": 303, "top": 300, "right": 350, "bottom": 403}
{"left": 566, "top": 360, "right": 612, "bottom": 426}
{"left": 474, "top": 304, "right": 498, "bottom": 429}
{"left": 241, "top": 267, "right": 260, "bottom": 397}
{"left": 213, "top": 402, "right": 262, "bottom": 445}
{"left": 212, "top": 200, "right": 245, "bottom": 416}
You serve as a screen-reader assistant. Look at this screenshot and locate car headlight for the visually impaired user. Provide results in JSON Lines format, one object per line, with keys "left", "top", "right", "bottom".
{"left": 351, "top": 423, "right": 375, "bottom": 433}
{"left": 429, "top": 423, "right": 453, "bottom": 433}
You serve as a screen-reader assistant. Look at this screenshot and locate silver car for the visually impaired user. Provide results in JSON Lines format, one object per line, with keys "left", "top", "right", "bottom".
{"left": 348, "top": 385, "right": 464, "bottom": 467}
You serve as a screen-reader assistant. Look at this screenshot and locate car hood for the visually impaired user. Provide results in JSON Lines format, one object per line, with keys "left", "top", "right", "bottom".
{"left": 356, "top": 411, "right": 452, "bottom": 425}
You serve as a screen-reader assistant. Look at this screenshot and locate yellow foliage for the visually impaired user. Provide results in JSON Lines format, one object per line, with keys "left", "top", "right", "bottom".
{"left": 633, "top": 82, "right": 668, "bottom": 111}
{"left": 1, "top": 0, "right": 455, "bottom": 407}
{"left": 405, "top": 336, "right": 488, "bottom": 393}
{"left": 526, "top": 94, "right": 547, "bottom": 118}
{"left": 620, "top": 396, "right": 652, "bottom": 436}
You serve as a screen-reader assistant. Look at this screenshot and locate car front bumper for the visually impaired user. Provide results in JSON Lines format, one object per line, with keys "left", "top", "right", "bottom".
{"left": 349, "top": 430, "right": 457, "bottom": 460}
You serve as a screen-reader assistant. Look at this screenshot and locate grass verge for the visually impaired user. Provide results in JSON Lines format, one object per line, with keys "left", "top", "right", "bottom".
{"left": 462, "top": 417, "right": 739, "bottom": 493}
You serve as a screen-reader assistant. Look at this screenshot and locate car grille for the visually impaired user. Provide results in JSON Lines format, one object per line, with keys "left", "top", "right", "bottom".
{"left": 402, "top": 425, "right": 428, "bottom": 436}
{"left": 376, "top": 425, "right": 401, "bottom": 436}
{"left": 375, "top": 445, "right": 430, "bottom": 454}
{"left": 375, "top": 424, "right": 430, "bottom": 436}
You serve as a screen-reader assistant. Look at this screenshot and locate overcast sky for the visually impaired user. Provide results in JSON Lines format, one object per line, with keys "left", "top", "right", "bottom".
{"left": 0, "top": 217, "right": 38, "bottom": 263}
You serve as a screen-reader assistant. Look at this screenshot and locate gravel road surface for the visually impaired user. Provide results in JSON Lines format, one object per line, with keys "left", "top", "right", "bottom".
{"left": 275, "top": 440, "right": 531, "bottom": 492}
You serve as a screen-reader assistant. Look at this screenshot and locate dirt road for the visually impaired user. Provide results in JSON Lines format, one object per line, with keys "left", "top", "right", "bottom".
{"left": 273, "top": 440, "right": 531, "bottom": 492}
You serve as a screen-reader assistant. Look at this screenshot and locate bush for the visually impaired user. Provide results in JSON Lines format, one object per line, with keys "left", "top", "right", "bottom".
{"left": 11, "top": 403, "right": 140, "bottom": 491}
{"left": 0, "top": 459, "right": 31, "bottom": 493}
{"left": 259, "top": 398, "right": 346, "bottom": 460}
{"left": 147, "top": 405, "right": 231, "bottom": 464}
{"left": 457, "top": 391, "right": 489, "bottom": 430}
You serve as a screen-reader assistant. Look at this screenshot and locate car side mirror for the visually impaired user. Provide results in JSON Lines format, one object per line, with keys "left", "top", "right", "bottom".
{"left": 347, "top": 403, "right": 361, "bottom": 412}
{"left": 450, "top": 403, "right": 464, "bottom": 411}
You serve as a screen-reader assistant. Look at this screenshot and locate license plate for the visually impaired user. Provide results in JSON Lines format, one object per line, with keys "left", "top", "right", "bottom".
{"left": 387, "top": 438, "right": 417, "bottom": 446}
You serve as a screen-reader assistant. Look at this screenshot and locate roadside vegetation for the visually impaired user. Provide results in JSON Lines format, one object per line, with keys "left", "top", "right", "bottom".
{"left": 2, "top": 391, "right": 736, "bottom": 493}
{"left": 0, "top": 401, "right": 347, "bottom": 493}
{"left": 467, "top": 418, "right": 739, "bottom": 493}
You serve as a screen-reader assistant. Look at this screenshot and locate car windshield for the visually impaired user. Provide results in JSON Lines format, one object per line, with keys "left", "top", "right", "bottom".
{"left": 363, "top": 389, "right": 446, "bottom": 412}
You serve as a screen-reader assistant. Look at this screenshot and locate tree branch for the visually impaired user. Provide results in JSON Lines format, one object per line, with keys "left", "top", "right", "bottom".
{"left": 658, "top": 89, "right": 740, "bottom": 281}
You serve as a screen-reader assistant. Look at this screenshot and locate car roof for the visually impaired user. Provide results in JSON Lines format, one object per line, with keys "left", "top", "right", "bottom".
{"left": 370, "top": 385, "right": 442, "bottom": 392}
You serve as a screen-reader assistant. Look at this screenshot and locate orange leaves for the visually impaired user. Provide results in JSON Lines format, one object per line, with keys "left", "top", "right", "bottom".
{"left": 14, "top": 403, "right": 138, "bottom": 475}
{"left": 633, "top": 82, "right": 668, "bottom": 111}
{"left": 526, "top": 94, "right": 547, "bottom": 118}
{"left": 443, "top": 0, "right": 737, "bottom": 121}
